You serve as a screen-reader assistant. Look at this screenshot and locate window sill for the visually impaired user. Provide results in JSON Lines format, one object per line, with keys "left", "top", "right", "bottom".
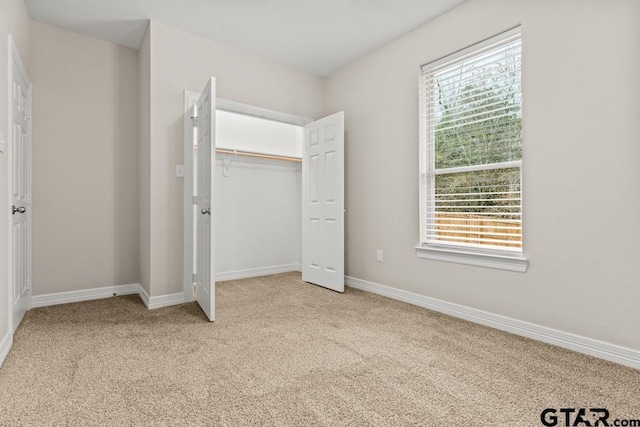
{"left": 415, "top": 245, "right": 528, "bottom": 273}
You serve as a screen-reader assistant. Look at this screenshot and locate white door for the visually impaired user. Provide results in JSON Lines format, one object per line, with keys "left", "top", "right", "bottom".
{"left": 10, "top": 48, "right": 32, "bottom": 330}
{"left": 302, "top": 112, "right": 345, "bottom": 292}
{"left": 195, "top": 77, "right": 216, "bottom": 321}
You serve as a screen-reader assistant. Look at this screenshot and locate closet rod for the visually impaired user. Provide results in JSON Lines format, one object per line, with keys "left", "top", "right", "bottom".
{"left": 215, "top": 148, "right": 302, "bottom": 163}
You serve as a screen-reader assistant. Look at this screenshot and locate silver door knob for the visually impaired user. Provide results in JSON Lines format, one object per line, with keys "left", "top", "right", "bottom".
{"left": 12, "top": 205, "right": 26, "bottom": 215}
{"left": 201, "top": 208, "right": 210, "bottom": 215}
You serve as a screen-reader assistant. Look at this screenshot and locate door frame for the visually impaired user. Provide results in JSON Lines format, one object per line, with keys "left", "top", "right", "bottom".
{"left": 183, "top": 91, "right": 199, "bottom": 302}
{"left": 182, "top": 93, "right": 312, "bottom": 303}
{"left": 7, "top": 35, "right": 32, "bottom": 332}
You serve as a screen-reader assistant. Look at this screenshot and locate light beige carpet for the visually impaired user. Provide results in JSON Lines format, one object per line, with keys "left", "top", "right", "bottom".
{"left": 0, "top": 272, "right": 638, "bottom": 426}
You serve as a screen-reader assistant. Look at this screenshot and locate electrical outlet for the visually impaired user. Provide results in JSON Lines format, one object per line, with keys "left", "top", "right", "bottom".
{"left": 376, "top": 250, "right": 383, "bottom": 262}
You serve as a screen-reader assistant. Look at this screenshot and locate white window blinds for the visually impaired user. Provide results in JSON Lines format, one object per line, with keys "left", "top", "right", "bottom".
{"left": 420, "top": 27, "right": 522, "bottom": 252}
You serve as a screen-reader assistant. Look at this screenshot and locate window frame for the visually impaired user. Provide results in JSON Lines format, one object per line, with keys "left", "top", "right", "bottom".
{"left": 416, "top": 26, "right": 528, "bottom": 272}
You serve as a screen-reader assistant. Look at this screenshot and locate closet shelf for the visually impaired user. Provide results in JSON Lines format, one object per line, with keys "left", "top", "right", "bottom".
{"left": 216, "top": 148, "right": 302, "bottom": 163}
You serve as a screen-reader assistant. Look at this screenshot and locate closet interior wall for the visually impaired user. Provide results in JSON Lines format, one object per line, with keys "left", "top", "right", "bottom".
{"left": 213, "top": 155, "right": 302, "bottom": 277}
{"left": 208, "top": 108, "right": 305, "bottom": 280}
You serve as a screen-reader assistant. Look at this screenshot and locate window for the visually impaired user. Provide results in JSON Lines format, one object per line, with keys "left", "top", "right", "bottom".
{"left": 418, "top": 27, "right": 527, "bottom": 271}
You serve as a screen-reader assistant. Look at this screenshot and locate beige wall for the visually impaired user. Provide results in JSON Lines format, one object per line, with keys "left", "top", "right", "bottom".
{"left": 325, "top": 0, "right": 640, "bottom": 351}
{"left": 30, "top": 22, "right": 139, "bottom": 295}
{"left": 146, "top": 21, "right": 324, "bottom": 296}
{"left": 0, "top": 0, "right": 30, "bottom": 340}
{"left": 138, "top": 24, "right": 151, "bottom": 295}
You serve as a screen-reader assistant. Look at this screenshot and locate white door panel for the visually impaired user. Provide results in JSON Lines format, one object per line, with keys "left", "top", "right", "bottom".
{"left": 195, "top": 77, "right": 216, "bottom": 321}
{"left": 302, "top": 112, "right": 344, "bottom": 292}
{"left": 11, "top": 50, "right": 31, "bottom": 331}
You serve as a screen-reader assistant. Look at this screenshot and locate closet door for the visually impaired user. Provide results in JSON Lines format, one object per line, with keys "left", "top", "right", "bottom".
{"left": 195, "top": 77, "right": 216, "bottom": 321}
{"left": 302, "top": 112, "right": 345, "bottom": 292}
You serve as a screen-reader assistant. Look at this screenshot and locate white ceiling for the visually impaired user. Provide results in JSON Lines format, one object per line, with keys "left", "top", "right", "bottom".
{"left": 25, "top": 0, "right": 466, "bottom": 77}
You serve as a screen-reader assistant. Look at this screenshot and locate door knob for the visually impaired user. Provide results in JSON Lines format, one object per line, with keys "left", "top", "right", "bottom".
{"left": 201, "top": 208, "right": 210, "bottom": 215}
{"left": 12, "top": 205, "right": 26, "bottom": 215}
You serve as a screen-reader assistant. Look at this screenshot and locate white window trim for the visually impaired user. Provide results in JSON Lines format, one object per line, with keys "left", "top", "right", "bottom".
{"left": 415, "top": 245, "right": 528, "bottom": 273}
{"left": 417, "top": 26, "right": 527, "bottom": 273}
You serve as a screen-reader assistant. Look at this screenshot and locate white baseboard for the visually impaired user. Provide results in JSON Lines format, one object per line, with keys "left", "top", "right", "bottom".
{"left": 31, "top": 284, "right": 140, "bottom": 308}
{"left": 147, "top": 292, "right": 185, "bottom": 310}
{"left": 30, "top": 283, "right": 185, "bottom": 311}
{"left": 216, "top": 264, "right": 301, "bottom": 282}
{"left": 138, "top": 285, "right": 184, "bottom": 310}
{"left": 346, "top": 276, "right": 640, "bottom": 370}
{"left": 0, "top": 329, "right": 13, "bottom": 368}
{"left": 138, "top": 285, "right": 150, "bottom": 308}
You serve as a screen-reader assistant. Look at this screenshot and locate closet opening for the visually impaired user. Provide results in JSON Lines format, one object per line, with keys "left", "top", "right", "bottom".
{"left": 183, "top": 85, "right": 345, "bottom": 320}
{"left": 182, "top": 93, "right": 312, "bottom": 304}
{"left": 210, "top": 107, "right": 306, "bottom": 283}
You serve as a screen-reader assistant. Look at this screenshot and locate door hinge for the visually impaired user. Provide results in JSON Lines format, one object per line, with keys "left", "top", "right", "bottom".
{"left": 192, "top": 273, "right": 197, "bottom": 283}
{"left": 27, "top": 109, "right": 32, "bottom": 120}
{"left": 192, "top": 282, "right": 197, "bottom": 298}
{"left": 27, "top": 280, "right": 32, "bottom": 291}
{"left": 191, "top": 116, "right": 198, "bottom": 127}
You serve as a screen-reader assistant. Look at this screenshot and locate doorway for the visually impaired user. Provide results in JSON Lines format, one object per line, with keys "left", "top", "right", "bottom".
{"left": 183, "top": 81, "right": 345, "bottom": 320}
